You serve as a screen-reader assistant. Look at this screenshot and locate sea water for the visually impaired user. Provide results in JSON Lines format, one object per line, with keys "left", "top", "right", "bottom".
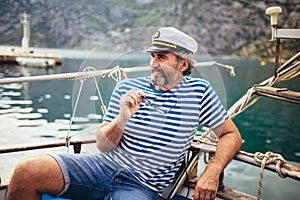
{"left": 0, "top": 52, "right": 299, "bottom": 199}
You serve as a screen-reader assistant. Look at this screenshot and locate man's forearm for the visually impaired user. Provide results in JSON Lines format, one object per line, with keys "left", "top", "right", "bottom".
{"left": 209, "top": 118, "right": 242, "bottom": 172}
{"left": 96, "top": 115, "right": 128, "bottom": 152}
{"left": 206, "top": 129, "right": 242, "bottom": 176}
{"left": 96, "top": 89, "right": 145, "bottom": 152}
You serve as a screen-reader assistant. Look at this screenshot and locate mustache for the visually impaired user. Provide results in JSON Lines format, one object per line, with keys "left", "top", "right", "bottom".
{"left": 151, "top": 68, "right": 167, "bottom": 79}
{"left": 151, "top": 68, "right": 162, "bottom": 73}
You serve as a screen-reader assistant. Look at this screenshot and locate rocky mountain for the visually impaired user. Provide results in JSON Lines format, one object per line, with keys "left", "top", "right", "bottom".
{"left": 0, "top": 0, "right": 299, "bottom": 60}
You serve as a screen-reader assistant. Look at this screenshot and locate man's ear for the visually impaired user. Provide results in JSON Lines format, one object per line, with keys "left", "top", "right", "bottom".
{"left": 179, "top": 60, "right": 189, "bottom": 72}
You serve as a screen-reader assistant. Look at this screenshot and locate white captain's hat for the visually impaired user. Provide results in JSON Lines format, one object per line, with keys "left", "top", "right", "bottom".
{"left": 147, "top": 27, "right": 198, "bottom": 58}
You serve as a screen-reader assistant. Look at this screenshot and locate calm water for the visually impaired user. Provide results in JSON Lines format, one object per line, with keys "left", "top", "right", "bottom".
{"left": 0, "top": 53, "right": 299, "bottom": 199}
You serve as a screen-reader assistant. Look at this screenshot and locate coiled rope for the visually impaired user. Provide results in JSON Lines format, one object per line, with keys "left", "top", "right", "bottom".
{"left": 254, "top": 151, "right": 287, "bottom": 200}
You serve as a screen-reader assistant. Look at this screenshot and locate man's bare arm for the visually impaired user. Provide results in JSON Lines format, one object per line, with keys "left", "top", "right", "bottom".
{"left": 96, "top": 116, "right": 127, "bottom": 152}
{"left": 193, "top": 118, "right": 242, "bottom": 200}
{"left": 96, "top": 89, "right": 145, "bottom": 152}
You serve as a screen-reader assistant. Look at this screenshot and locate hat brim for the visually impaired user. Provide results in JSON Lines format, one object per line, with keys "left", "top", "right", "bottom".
{"left": 146, "top": 46, "right": 172, "bottom": 53}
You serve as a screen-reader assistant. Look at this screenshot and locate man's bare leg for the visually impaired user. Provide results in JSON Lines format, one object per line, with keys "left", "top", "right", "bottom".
{"left": 6, "top": 155, "right": 64, "bottom": 200}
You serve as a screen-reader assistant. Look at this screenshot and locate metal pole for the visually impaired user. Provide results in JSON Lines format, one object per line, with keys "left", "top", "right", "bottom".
{"left": 0, "top": 62, "right": 228, "bottom": 84}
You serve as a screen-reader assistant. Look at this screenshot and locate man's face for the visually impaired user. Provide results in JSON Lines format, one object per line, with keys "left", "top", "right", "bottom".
{"left": 150, "top": 52, "right": 182, "bottom": 88}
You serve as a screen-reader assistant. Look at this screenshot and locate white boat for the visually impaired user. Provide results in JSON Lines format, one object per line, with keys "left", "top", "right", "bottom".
{"left": 16, "top": 57, "right": 56, "bottom": 67}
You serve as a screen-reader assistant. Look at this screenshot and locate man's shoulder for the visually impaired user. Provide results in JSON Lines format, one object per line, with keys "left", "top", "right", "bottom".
{"left": 183, "top": 76, "right": 210, "bottom": 87}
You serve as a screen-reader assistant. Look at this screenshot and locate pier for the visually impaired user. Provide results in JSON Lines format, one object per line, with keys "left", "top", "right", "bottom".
{"left": 0, "top": 47, "right": 62, "bottom": 67}
{"left": 0, "top": 13, "right": 61, "bottom": 67}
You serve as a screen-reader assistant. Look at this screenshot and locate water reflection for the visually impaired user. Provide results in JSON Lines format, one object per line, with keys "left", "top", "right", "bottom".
{"left": 0, "top": 63, "right": 103, "bottom": 144}
{"left": 0, "top": 65, "right": 66, "bottom": 134}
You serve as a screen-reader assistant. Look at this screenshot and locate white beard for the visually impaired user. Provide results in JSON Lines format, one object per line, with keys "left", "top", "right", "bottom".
{"left": 151, "top": 64, "right": 180, "bottom": 87}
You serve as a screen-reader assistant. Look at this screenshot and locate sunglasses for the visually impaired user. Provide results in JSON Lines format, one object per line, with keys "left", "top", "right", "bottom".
{"left": 142, "top": 93, "right": 179, "bottom": 115}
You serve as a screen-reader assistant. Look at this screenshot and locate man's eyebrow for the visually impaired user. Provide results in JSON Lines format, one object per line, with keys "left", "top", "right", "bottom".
{"left": 150, "top": 52, "right": 170, "bottom": 59}
{"left": 157, "top": 53, "right": 168, "bottom": 57}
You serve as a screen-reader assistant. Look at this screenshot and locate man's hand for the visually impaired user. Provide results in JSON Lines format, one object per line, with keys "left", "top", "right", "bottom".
{"left": 193, "top": 165, "right": 220, "bottom": 200}
{"left": 119, "top": 89, "right": 145, "bottom": 120}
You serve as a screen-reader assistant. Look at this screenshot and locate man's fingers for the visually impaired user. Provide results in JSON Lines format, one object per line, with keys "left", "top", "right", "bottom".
{"left": 210, "top": 190, "right": 217, "bottom": 200}
{"left": 193, "top": 188, "right": 216, "bottom": 200}
{"left": 194, "top": 193, "right": 215, "bottom": 200}
{"left": 124, "top": 90, "right": 145, "bottom": 106}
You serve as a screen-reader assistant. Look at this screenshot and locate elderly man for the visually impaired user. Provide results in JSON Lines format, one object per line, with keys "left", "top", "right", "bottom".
{"left": 7, "top": 27, "right": 242, "bottom": 200}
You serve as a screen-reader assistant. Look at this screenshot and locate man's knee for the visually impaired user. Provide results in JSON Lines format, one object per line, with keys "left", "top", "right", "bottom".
{"left": 12, "top": 157, "right": 41, "bottom": 184}
{"left": 7, "top": 155, "right": 61, "bottom": 200}
{"left": 11, "top": 155, "right": 63, "bottom": 189}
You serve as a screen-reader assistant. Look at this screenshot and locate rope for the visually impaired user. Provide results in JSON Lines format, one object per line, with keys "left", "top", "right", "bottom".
{"left": 84, "top": 66, "right": 107, "bottom": 115}
{"left": 59, "top": 65, "right": 126, "bottom": 81}
{"left": 65, "top": 66, "right": 127, "bottom": 152}
{"left": 229, "top": 53, "right": 299, "bottom": 119}
{"left": 198, "top": 128, "right": 218, "bottom": 145}
{"left": 65, "top": 79, "right": 84, "bottom": 152}
{"left": 254, "top": 151, "right": 287, "bottom": 200}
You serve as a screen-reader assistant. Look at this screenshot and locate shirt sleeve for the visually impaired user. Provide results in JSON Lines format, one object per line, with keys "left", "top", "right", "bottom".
{"left": 198, "top": 82, "right": 229, "bottom": 129}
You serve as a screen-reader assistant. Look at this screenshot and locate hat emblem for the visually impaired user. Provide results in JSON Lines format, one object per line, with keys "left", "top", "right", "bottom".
{"left": 152, "top": 31, "right": 160, "bottom": 39}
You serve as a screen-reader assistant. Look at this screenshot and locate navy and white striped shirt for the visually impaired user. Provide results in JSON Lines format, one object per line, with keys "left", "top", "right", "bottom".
{"left": 103, "top": 76, "right": 228, "bottom": 194}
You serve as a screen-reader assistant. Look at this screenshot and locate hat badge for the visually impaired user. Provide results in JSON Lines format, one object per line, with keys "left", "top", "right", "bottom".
{"left": 152, "top": 31, "right": 160, "bottom": 39}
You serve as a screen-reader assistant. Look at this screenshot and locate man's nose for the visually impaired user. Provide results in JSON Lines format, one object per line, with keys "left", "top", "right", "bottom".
{"left": 150, "top": 58, "right": 159, "bottom": 68}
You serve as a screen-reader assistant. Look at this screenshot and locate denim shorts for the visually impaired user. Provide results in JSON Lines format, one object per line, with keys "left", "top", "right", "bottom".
{"left": 50, "top": 153, "right": 160, "bottom": 200}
